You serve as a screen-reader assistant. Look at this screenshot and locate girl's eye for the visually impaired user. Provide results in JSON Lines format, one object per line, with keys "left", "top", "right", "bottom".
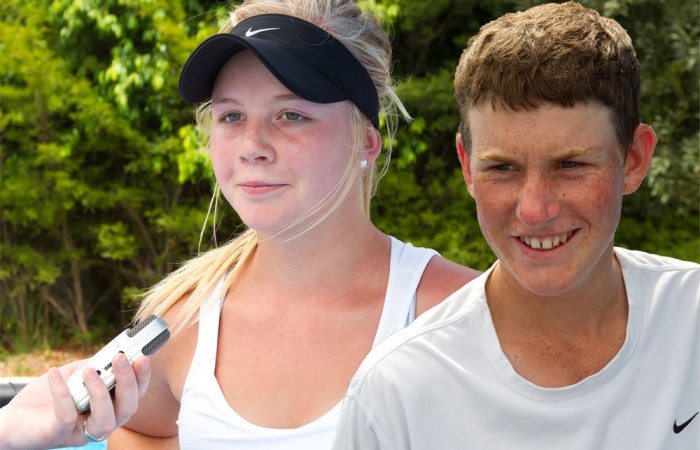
{"left": 282, "top": 112, "right": 303, "bottom": 121}
{"left": 221, "top": 112, "right": 242, "bottom": 123}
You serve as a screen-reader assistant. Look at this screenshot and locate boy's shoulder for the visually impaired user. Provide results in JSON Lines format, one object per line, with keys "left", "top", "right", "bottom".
{"left": 615, "top": 247, "right": 700, "bottom": 272}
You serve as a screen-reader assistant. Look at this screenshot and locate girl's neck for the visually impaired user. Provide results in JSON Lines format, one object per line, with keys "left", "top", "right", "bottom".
{"left": 248, "top": 219, "right": 388, "bottom": 290}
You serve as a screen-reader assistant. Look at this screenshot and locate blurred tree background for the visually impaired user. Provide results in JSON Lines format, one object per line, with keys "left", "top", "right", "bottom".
{"left": 1, "top": 0, "right": 698, "bottom": 352}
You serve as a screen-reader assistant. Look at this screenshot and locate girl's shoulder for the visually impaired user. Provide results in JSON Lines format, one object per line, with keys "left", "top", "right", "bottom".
{"left": 415, "top": 256, "right": 481, "bottom": 316}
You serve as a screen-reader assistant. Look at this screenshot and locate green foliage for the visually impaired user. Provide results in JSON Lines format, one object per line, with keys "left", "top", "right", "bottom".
{"left": 0, "top": 0, "right": 697, "bottom": 351}
{"left": 0, "top": 0, "right": 228, "bottom": 349}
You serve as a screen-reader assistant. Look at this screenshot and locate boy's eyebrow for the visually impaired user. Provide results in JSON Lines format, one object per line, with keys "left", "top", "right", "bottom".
{"left": 475, "top": 151, "right": 515, "bottom": 162}
{"left": 475, "top": 147, "right": 597, "bottom": 161}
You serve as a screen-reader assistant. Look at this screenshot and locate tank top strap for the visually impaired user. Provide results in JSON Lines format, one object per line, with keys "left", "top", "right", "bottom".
{"left": 188, "top": 278, "right": 226, "bottom": 376}
{"left": 372, "top": 236, "right": 438, "bottom": 346}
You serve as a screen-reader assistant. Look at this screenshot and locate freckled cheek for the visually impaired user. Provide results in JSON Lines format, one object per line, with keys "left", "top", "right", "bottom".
{"left": 472, "top": 180, "right": 516, "bottom": 210}
{"left": 472, "top": 187, "right": 511, "bottom": 242}
{"left": 588, "top": 189, "right": 622, "bottom": 226}
{"left": 566, "top": 179, "right": 624, "bottom": 237}
{"left": 574, "top": 176, "right": 621, "bottom": 206}
{"left": 587, "top": 189, "right": 614, "bottom": 206}
{"left": 209, "top": 147, "right": 236, "bottom": 183}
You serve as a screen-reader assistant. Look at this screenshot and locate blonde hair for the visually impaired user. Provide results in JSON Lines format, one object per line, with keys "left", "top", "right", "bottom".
{"left": 135, "top": 0, "right": 410, "bottom": 333}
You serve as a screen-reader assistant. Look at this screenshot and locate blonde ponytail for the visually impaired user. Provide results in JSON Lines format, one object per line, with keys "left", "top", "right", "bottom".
{"left": 135, "top": 229, "right": 257, "bottom": 334}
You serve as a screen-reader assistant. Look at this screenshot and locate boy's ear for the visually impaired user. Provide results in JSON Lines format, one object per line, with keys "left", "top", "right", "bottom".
{"left": 456, "top": 133, "right": 474, "bottom": 197}
{"left": 623, "top": 124, "right": 656, "bottom": 195}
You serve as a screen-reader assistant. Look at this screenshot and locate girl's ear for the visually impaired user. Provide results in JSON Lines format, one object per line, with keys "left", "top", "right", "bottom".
{"left": 363, "top": 123, "right": 382, "bottom": 165}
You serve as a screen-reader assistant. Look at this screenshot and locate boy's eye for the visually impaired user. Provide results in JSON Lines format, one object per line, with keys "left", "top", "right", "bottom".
{"left": 283, "top": 112, "right": 303, "bottom": 121}
{"left": 493, "top": 163, "right": 512, "bottom": 171}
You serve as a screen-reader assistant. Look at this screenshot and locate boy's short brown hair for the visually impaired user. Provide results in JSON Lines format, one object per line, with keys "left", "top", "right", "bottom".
{"left": 455, "top": 1, "right": 640, "bottom": 155}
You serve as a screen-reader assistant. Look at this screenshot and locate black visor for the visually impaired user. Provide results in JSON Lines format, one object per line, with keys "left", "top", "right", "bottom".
{"left": 178, "top": 14, "right": 380, "bottom": 129}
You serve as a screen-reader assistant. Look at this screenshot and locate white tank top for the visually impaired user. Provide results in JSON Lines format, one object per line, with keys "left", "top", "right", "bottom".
{"left": 177, "top": 236, "right": 438, "bottom": 449}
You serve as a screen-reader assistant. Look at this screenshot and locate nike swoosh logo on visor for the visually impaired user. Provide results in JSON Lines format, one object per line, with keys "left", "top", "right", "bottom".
{"left": 245, "top": 27, "right": 280, "bottom": 37}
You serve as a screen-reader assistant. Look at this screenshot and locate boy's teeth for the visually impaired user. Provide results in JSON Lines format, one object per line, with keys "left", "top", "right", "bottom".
{"left": 521, "top": 232, "right": 571, "bottom": 250}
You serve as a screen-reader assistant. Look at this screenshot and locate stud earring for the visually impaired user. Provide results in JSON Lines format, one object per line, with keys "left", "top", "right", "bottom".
{"left": 360, "top": 158, "right": 368, "bottom": 169}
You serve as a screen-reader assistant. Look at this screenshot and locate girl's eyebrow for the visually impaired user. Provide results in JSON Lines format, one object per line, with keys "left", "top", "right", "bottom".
{"left": 273, "top": 93, "right": 303, "bottom": 102}
{"left": 211, "top": 96, "right": 238, "bottom": 107}
{"left": 211, "top": 93, "right": 303, "bottom": 106}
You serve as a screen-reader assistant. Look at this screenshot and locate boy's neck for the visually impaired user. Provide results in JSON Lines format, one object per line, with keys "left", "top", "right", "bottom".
{"left": 485, "top": 255, "right": 629, "bottom": 387}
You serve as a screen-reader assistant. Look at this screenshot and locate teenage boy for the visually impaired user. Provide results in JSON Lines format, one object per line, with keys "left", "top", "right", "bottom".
{"left": 332, "top": 2, "right": 700, "bottom": 449}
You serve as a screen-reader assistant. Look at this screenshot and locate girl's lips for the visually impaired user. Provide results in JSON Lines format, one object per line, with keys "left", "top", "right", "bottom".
{"left": 239, "top": 183, "right": 285, "bottom": 195}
